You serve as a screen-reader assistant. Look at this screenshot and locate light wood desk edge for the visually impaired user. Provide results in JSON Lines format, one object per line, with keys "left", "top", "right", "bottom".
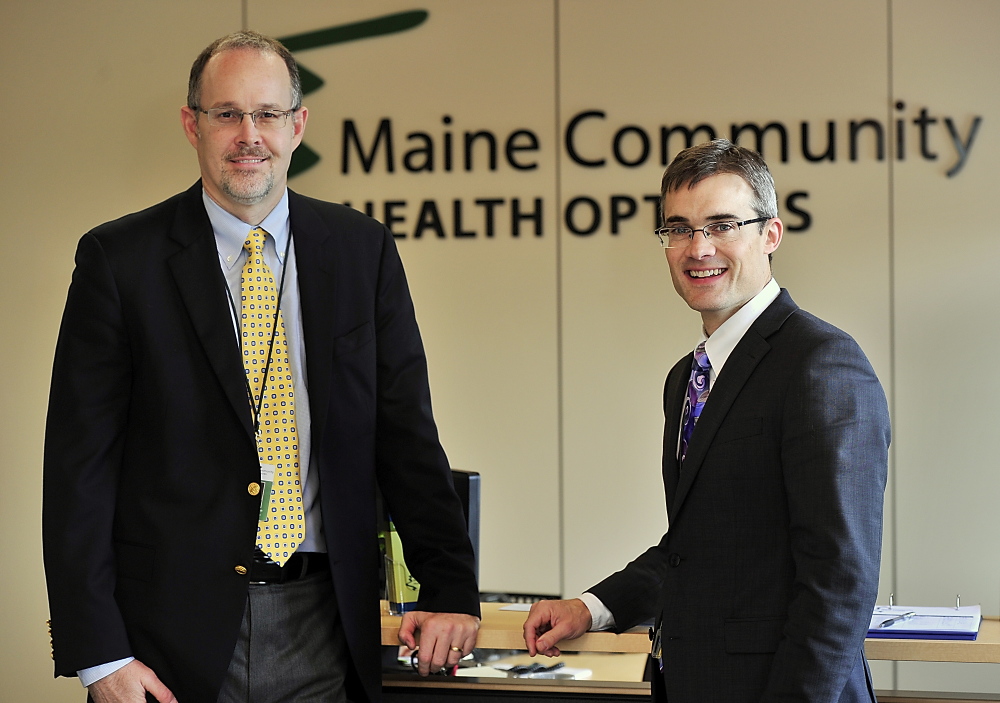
{"left": 381, "top": 604, "right": 1000, "bottom": 664}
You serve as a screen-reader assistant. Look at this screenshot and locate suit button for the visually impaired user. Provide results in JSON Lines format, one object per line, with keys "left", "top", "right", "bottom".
{"left": 668, "top": 553, "right": 682, "bottom": 567}
{"left": 248, "top": 483, "right": 261, "bottom": 496}
{"left": 235, "top": 565, "right": 248, "bottom": 576}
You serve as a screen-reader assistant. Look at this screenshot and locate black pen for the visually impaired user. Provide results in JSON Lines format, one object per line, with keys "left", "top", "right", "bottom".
{"left": 878, "top": 611, "right": 916, "bottom": 628}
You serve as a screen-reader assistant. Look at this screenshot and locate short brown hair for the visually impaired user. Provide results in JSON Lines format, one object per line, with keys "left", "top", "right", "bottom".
{"left": 661, "top": 138, "right": 777, "bottom": 226}
{"left": 187, "top": 30, "right": 302, "bottom": 111}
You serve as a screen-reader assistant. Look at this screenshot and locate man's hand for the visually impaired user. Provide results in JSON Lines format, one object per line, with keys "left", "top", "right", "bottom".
{"left": 523, "top": 598, "right": 592, "bottom": 657}
{"left": 88, "top": 660, "right": 177, "bottom": 703}
{"left": 397, "top": 611, "right": 480, "bottom": 676}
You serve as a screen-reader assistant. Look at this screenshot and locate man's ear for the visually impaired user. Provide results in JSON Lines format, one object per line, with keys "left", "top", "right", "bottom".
{"left": 764, "top": 217, "right": 783, "bottom": 255}
{"left": 290, "top": 106, "right": 308, "bottom": 149}
{"left": 180, "top": 106, "right": 200, "bottom": 149}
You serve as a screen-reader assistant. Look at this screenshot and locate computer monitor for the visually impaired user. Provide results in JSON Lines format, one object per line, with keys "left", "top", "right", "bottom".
{"left": 449, "top": 469, "right": 481, "bottom": 580}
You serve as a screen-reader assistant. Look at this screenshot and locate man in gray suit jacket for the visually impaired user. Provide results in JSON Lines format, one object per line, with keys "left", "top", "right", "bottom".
{"left": 523, "top": 139, "right": 889, "bottom": 702}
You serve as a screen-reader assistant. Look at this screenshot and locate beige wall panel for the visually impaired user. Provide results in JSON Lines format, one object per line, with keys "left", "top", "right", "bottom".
{"left": 558, "top": 0, "right": 893, "bottom": 607}
{"left": 2, "top": 2, "right": 241, "bottom": 701}
{"left": 891, "top": 0, "right": 1000, "bottom": 694}
{"left": 249, "top": 1, "right": 562, "bottom": 594}
{"left": 11, "top": 1, "right": 1000, "bottom": 698}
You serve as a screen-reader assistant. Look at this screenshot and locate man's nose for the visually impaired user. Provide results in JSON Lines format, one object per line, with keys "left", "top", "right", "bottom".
{"left": 686, "top": 229, "right": 716, "bottom": 257}
{"left": 236, "top": 113, "right": 263, "bottom": 143}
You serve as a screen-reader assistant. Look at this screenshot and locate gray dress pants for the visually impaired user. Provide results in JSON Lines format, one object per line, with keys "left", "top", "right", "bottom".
{"left": 216, "top": 570, "right": 352, "bottom": 703}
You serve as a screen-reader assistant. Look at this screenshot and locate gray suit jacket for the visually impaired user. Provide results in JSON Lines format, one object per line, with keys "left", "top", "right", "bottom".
{"left": 590, "top": 290, "right": 890, "bottom": 702}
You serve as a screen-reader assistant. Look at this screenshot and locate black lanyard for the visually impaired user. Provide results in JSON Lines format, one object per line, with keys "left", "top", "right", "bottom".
{"left": 226, "top": 232, "right": 293, "bottom": 435}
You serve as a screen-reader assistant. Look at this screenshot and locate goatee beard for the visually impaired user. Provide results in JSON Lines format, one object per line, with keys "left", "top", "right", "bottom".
{"left": 221, "top": 148, "right": 274, "bottom": 205}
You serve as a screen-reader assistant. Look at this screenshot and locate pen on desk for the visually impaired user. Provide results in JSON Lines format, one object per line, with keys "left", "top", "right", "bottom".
{"left": 878, "top": 611, "right": 916, "bottom": 628}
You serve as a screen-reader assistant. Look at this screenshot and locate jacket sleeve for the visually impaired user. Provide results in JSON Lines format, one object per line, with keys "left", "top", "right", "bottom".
{"left": 43, "top": 233, "right": 134, "bottom": 676}
{"left": 369, "top": 226, "right": 480, "bottom": 618}
{"left": 762, "top": 333, "right": 889, "bottom": 701}
{"left": 587, "top": 533, "right": 671, "bottom": 632}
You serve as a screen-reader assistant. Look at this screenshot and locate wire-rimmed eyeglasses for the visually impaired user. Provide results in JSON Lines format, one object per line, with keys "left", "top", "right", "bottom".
{"left": 198, "top": 107, "right": 298, "bottom": 130}
{"left": 654, "top": 216, "right": 771, "bottom": 248}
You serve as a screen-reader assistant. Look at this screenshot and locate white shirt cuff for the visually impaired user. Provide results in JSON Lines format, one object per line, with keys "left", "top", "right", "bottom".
{"left": 578, "top": 592, "right": 616, "bottom": 631}
{"left": 78, "top": 657, "right": 133, "bottom": 687}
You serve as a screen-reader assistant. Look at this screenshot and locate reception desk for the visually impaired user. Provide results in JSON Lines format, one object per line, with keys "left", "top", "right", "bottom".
{"left": 381, "top": 604, "right": 1000, "bottom": 702}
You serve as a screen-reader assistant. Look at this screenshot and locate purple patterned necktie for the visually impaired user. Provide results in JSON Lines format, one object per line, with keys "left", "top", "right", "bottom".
{"left": 679, "top": 341, "right": 711, "bottom": 463}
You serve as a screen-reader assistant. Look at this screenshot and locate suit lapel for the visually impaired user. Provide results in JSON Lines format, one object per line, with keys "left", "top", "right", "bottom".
{"left": 669, "top": 291, "right": 798, "bottom": 518}
{"left": 167, "top": 183, "right": 255, "bottom": 438}
{"left": 287, "top": 191, "right": 336, "bottom": 442}
{"left": 662, "top": 354, "right": 690, "bottom": 515}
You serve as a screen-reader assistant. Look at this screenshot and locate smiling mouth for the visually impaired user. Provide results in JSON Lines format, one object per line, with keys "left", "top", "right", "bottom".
{"left": 226, "top": 148, "right": 271, "bottom": 166}
{"left": 688, "top": 268, "right": 726, "bottom": 279}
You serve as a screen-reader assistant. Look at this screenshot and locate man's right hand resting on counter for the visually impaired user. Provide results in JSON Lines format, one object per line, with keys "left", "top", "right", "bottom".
{"left": 522, "top": 598, "right": 593, "bottom": 657}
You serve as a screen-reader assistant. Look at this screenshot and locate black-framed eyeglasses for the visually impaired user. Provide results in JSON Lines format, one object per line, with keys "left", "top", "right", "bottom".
{"left": 198, "top": 107, "right": 298, "bottom": 130}
{"left": 654, "top": 216, "right": 772, "bottom": 249}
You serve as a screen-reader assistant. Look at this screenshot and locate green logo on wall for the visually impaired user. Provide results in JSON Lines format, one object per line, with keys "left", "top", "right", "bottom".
{"left": 279, "top": 10, "right": 429, "bottom": 178}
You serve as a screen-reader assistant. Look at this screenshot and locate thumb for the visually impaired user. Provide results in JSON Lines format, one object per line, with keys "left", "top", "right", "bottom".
{"left": 136, "top": 664, "right": 177, "bottom": 703}
{"left": 397, "top": 611, "right": 421, "bottom": 649}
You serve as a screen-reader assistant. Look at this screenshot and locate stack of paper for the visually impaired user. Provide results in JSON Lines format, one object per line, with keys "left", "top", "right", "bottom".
{"left": 867, "top": 605, "right": 982, "bottom": 640}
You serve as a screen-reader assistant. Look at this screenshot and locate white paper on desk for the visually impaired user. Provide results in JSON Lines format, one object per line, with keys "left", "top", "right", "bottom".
{"left": 522, "top": 667, "right": 593, "bottom": 680}
{"left": 453, "top": 666, "right": 509, "bottom": 678}
{"left": 498, "top": 603, "right": 533, "bottom": 611}
{"left": 869, "top": 605, "right": 982, "bottom": 635}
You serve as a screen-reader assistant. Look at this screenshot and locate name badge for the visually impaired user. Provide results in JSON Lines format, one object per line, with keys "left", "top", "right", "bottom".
{"left": 258, "top": 463, "right": 275, "bottom": 521}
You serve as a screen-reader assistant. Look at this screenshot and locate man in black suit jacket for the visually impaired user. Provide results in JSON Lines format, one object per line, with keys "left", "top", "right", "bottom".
{"left": 43, "top": 31, "right": 479, "bottom": 703}
{"left": 524, "top": 139, "right": 889, "bottom": 702}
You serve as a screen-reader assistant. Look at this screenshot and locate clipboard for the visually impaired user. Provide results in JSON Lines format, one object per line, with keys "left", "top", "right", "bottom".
{"left": 867, "top": 605, "right": 982, "bottom": 640}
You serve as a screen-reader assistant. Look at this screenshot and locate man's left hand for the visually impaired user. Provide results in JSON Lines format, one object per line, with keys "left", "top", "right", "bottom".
{"left": 397, "top": 611, "right": 480, "bottom": 676}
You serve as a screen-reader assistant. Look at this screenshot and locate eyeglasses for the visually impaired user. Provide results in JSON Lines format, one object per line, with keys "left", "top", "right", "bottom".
{"left": 198, "top": 107, "right": 298, "bottom": 130}
{"left": 654, "top": 216, "right": 771, "bottom": 248}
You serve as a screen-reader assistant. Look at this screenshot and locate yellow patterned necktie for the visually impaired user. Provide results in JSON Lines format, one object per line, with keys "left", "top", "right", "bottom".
{"left": 240, "top": 226, "right": 304, "bottom": 566}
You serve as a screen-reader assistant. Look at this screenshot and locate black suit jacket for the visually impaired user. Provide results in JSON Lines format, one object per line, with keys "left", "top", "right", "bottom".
{"left": 43, "top": 182, "right": 479, "bottom": 703}
{"left": 590, "top": 291, "right": 889, "bottom": 703}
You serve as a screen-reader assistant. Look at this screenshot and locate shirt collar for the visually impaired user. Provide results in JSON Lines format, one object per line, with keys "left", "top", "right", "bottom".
{"left": 701, "top": 278, "right": 780, "bottom": 376}
{"left": 203, "top": 189, "right": 291, "bottom": 270}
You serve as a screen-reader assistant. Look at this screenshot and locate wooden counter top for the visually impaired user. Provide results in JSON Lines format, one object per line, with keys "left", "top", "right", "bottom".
{"left": 381, "top": 603, "right": 1000, "bottom": 664}
{"left": 865, "top": 617, "right": 1000, "bottom": 664}
{"left": 381, "top": 602, "right": 651, "bottom": 653}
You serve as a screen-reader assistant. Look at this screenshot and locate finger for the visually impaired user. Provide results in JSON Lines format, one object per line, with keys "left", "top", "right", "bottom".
{"left": 397, "top": 612, "right": 420, "bottom": 650}
{"left": 525, "top": 599, "right": 591, "bottom": 656}
{"left": 534, "top": 623, "right": 574, "bottom": 657}
{"left": 137, "top": 664, "right": 177, "bottom": 703}
{"left": 460, "top": 629, "right": 478, "bottom": 659}
{"left": 430, "top": 632, "right": 455, "bottom": 675}
{"left": 412, "top": 630, "right": 436, "bottom": 676}
{"left": 523, "top": 611, "right": 552, "bottom": 656}
{"left": 535, "top": 640, "right": 562, "bottom": 657}
{"left": 149, "top": 684, "right": 179, "bottom": 703}
{"left": 415, "top": 635, "right": 443, "bottom": 676}
{"left": 450, "top": 619, "right": 478, "bottom": 664}
{"left": 536, "top": 628, "right": 571, "bottom": 653}
{"left": 446, "top": 642, "right": 465, "bottom": 669}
